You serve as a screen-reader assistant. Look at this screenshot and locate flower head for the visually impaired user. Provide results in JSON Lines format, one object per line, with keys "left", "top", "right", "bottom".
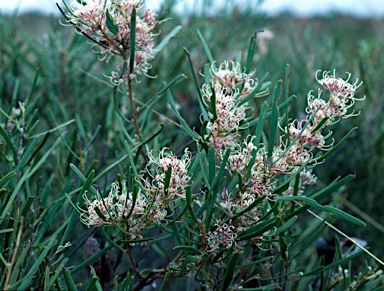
{"left": 206, "top": 222, "right": 239, "bottom": 253}
{"left": 316, "top": 70, "right": 362, "bottom": 100}
{"left": 288, "top": 119, "right": 333, "bottom": 149}
{"left": 80, "top": 183, "right": 127, "bottom": 227}
{"left": 145, "top": 148, "right": 191, "bottom": 199}
{"left": 311, "top": 70, "right": 364, "bottom": 122}
{"left": 203, "top": 61, "right": 259, "bottom": 151}
{"left": 64, "top": 0, "right": 158, "bottom": 82}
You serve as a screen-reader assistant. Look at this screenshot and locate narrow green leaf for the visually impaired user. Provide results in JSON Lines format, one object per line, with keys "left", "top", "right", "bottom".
{"left": 61, "top": 170, "right": 95, "bottom": 245}
{"left": 12, "top": 79, "right": 20, "bottom": 101}
{"left": 310, "top": 127, "right": 357, "bottom": 165}
{"left": 204, "top": 63, "right": 211, "bottom": 87}
{"left": 237, "top": 216, "right": 279, "bottom": 241}
{"left": 0, "top": 126, "right": 18, "bottom": 165}
{"left": 283, "top": 64, "right": 290, "bottom": 128}
{"left": 15, "top": 132, "right": 50, "bottom": 171}
{"left": 44, "top": 266, "right": 50, "bottom": 290}
{"left": 166, "top": 89, "right": 200, "bottom": 141}
{"left": 212, "top": 149, "right": 230, "bottom": 194}
{"left": 70, "top": 164, "right": 98, "bottom": 196}
{"left": 129, "top": 7, "right": 136, "bottom": 73}
{"left": 106, "top": 9, "right": 119, "bottom": 35}
{"left": 142, "top": 74, "right": 187, "bottom": 110}
{"left": 275, "top": 215, "right": 298, "bottom": 235}
{"left": 184, "top": 47, "right": 207, "bottom": 115}
{"left": 164, "top": 167, "right": 172, "bottom": 197}
{"left": 122, "top": 141, "right": 146, "bottom": 194}
{"left": 302, "top": 249, "right": 364, "bottom": 276}
{"left": 9, "top": 246, "right": 29, "bottom": 285}
{"left": 229, "top": 197, "right": 264, "bottom": 221}
{"left": 173, "top": 245, "right": 202, "bottom": 255}
{"left": 16, "top": 237, "right": 57, "bottom": 290}
{"left": 100, "top": 227, "right": 125, "bottom": 252}
{"left": 89, "top": 268, "right": 104, "bottom": 291}
{"left": 279, "top": 196, "right": 365, "bottom": 226}
{"left": 25, "top": 69, "right": 39, "bottom": 108}
{"left": 246, "top": 102, "right": 269, "bottom": 180}
{"left": 237, "top": 81, "right": 271, "bottom": 107}
{"left": 0, "top": 168, "right": 30, "bottom": 223}
{"left": 47, "top": 259, "right": 69, "bottom": 289}
{"left": 196, "top": 29, "right": 214, "bottom": 64}
{"left": 310, "top": 174, "right": 355, "bottom": 201}
{"left": 208, "top": 147, "right": 216, "bottom": 184}
{"left": 301, "top": 266, "right": 325, "bottom": 277}
{"left": 310, "top": 117, "right": 329, "bottom": 133}
{"left": 221, "top": 252, "right": 240, "bottom": 291}
{"left": 71, "top": 240, "right": 121, "bottom": 274}
{"left": 154, "top": 25, "right": 182, "bottom": 54}
{"left": 254, "top": 103, "right": 269, "bottom": 138}
{"left": 14, "top": 137, "right": 39, "bottom": 171}
{"left": 0, "top": 171, "right": 16, "bottom": 188}
{"left": 268, "top": 80, "right": 282, "bottom": 158}
{"left": 28, "top": 119, "right": 75, "bottom": 139}
{"left": 236, "top": 51, "right": 242, "bottom": 63}
{"left": 204, "top": 189, "right": 218, "bottom": 230}
{"left": 237, "top": 73, "right": 270, "bottom": 107}
{"left": 125, "top": 183, "right": 138, "bottom": 220}
{"left": 118, "top": 273, "right": 134, "bottom": 291}
{"left": 86, "top": 276, "right": 102, "bottom": 291}
{"left": 20, "top": 196, "right": 35, "bottom": 217}
{"left": 63, "top": 269, "right": 77, "bottom": 291}
{"left": 245, "top": 32, "right": 257, "bottom": 74}
{"left": 240, "top": 95, "right": 296, "bottom": 130}
{"left": 0, "top": 229, "right": 14, "bottom": 234}
{"left": 185, "top": 186, "right": 199, "bottom": 224}
{"left": 210, "top": 84, "right": 217, "bottom": 120}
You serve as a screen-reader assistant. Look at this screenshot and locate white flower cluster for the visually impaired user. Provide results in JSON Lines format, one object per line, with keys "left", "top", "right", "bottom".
{"left": 80, "top": 183, "right": 147, "bottom": 235}
{"left": 203, "top": 61, "right": 268, "bottom": 152}
{"left": 203, "top": 69, "right": 363, "bottom": 253}
{"left": 63, "top": 0, "right": 158, "bottom": 82}
{"left": 145, "top": 148, "right": 192, "bottom": 200}
{"left": 80, "top": 148, "right": 191, "bottom": 239}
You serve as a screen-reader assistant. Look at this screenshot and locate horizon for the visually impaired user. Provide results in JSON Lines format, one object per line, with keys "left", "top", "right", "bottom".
{"left": 1, "top": 0, "right": 384, "bottom": 18}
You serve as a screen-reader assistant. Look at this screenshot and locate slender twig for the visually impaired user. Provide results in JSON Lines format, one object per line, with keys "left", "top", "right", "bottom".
{"left": 127, "top": 246, "right": 143, "bottom": 279}
{"left": 297, "top": 201, "right": 384, "bottom": 266}
{"left": 4, "top": 217, "right": 23, "bottom": 291}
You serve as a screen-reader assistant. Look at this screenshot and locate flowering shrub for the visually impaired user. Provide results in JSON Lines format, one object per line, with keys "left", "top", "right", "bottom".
{"left": 54, "top": 1, "right": 384, "bottom": 290}
{"left": 1, "top": 1, "right": 382, "bottom": 291}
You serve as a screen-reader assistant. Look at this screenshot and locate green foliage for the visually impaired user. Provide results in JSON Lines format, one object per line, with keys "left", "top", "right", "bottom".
{"left": 1, "top": 2, "right": 383, "bottom": 291}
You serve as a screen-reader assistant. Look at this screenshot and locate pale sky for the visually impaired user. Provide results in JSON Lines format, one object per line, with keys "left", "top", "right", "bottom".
{"left": 0, "top": 0, "right": 383, "bottom": 17}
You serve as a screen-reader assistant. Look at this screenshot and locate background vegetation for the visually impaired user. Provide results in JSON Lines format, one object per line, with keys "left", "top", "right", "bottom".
{"left": 1, "top": 1, "right": 383, "bottom": 289}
